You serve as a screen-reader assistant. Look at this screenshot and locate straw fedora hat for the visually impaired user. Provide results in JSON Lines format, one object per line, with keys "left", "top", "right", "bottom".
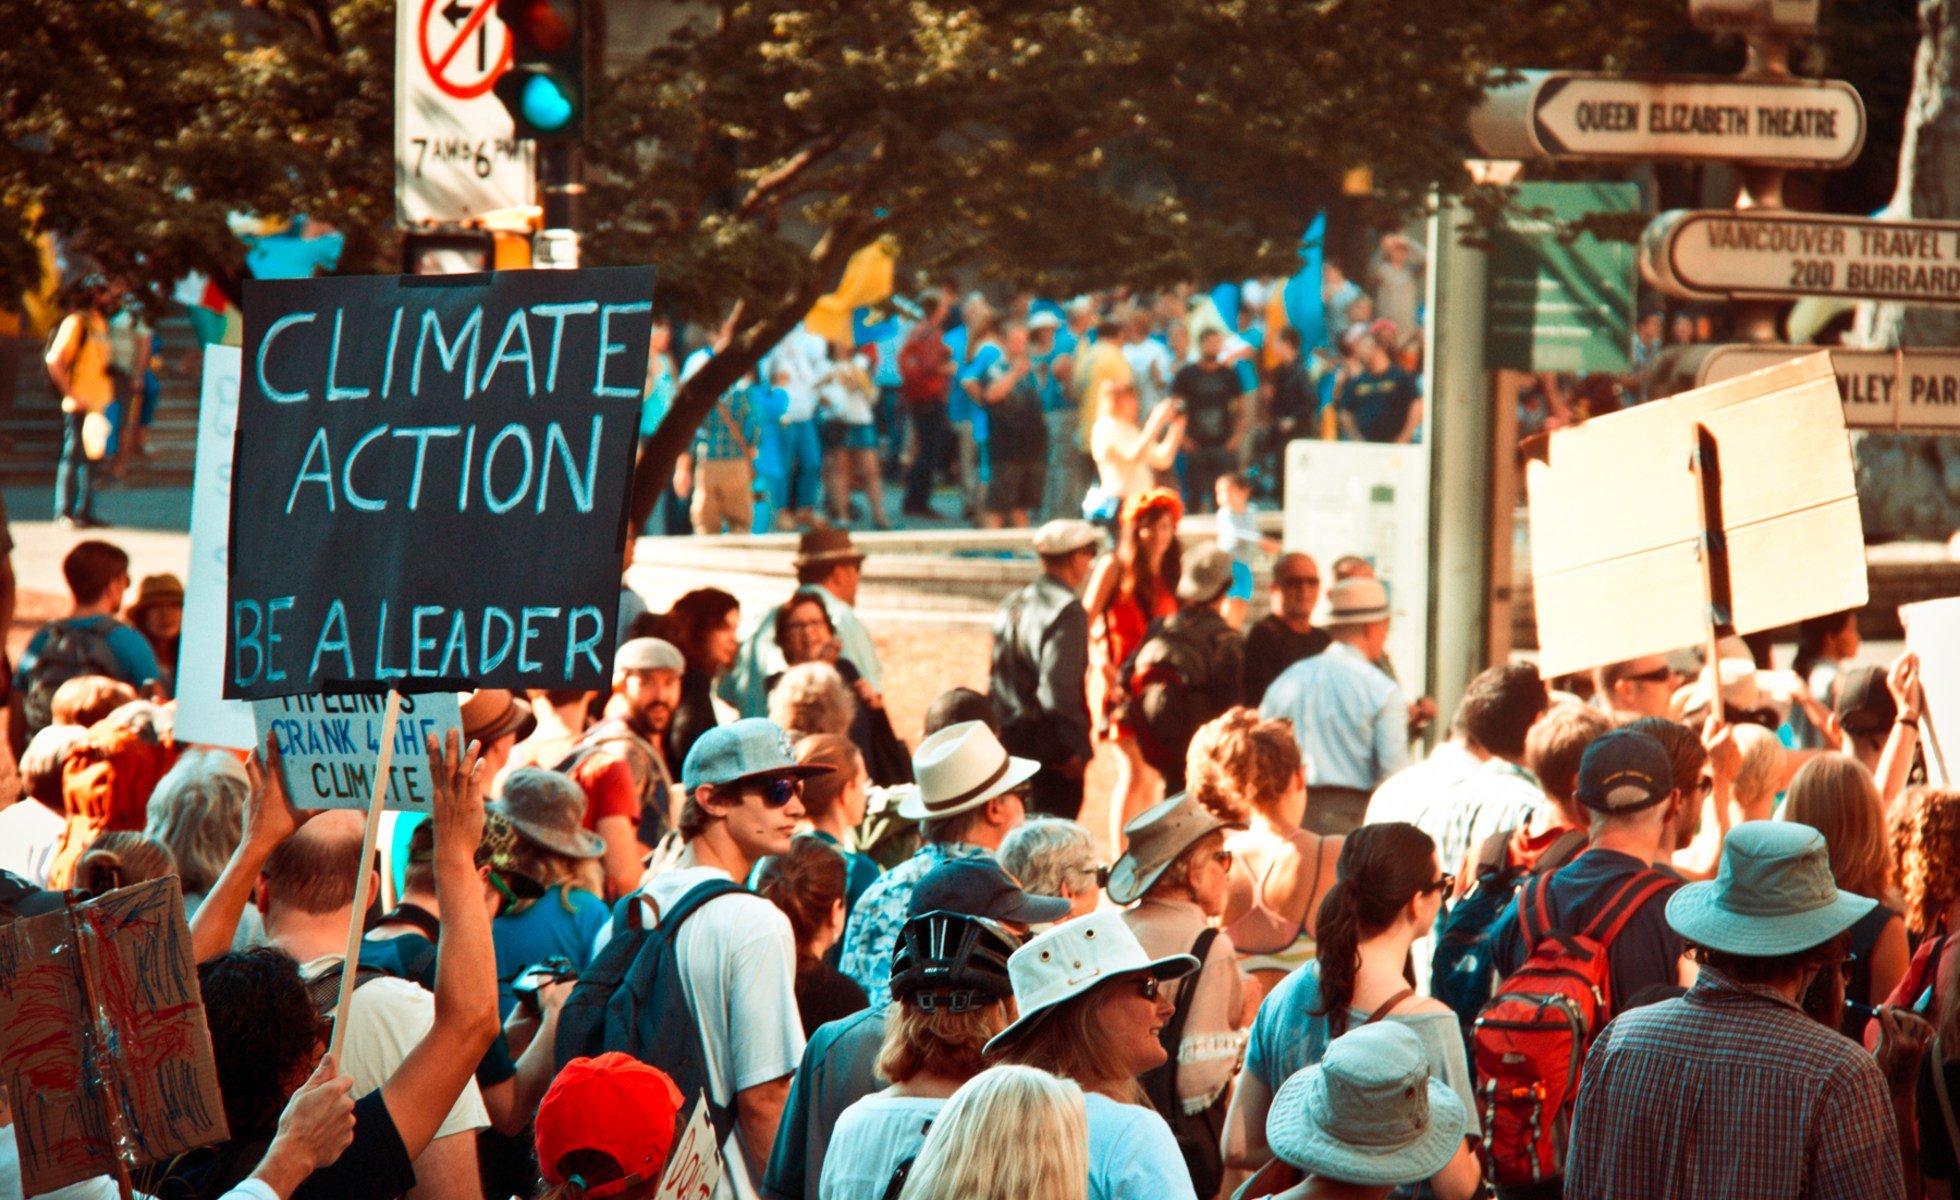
{"left": 898, "top": 720, "right": 1040, "bottom": 821}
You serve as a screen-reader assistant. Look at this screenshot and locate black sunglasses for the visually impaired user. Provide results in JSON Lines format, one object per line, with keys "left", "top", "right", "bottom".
{"left": 1136, "top": 975, "right": 1162, "bottom": 1000}
{"left": 728, "top": 776, "right": 802, "bottom": 808}
{"left": 1421, "top": 873, "right": 1456, "bottom": 895}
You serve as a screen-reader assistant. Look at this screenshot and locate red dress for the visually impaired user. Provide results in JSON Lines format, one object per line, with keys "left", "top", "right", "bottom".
{"left": 1094, "top": 582, "right": 1176, "bottom": 741}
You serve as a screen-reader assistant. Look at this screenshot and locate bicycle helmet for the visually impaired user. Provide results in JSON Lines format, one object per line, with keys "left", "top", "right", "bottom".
{"left": 888, "top": 910, "right": 1019, "bottom": 1013}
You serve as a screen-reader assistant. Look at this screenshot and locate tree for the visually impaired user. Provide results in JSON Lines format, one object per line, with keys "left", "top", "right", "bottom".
{"left": 1852, "top": 0, "right": 1960, "bottom": 538}
{"left": 592, "top": 0, "right": 1686, "bottom": 531}
{"left": 0, "top": 0, "right": 395, "bottom": 308}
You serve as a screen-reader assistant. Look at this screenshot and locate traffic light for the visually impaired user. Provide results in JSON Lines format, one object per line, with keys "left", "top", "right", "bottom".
{"left": 494, "top": 0, "right": 586, "bottom": 141}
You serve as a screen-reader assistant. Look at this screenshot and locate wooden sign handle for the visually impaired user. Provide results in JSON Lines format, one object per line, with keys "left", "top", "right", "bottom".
{"left": 62, "top": 896, "right": 136, "bottom": 1200}
{"left": 327, "top": 689, "right": 404, "bottom": 1062}
{"left": 1690, "top": 427, "right": 1729, "bottom": 731}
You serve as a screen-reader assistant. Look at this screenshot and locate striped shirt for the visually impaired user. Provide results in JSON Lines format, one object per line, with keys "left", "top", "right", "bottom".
{"left": 1566, "top": 968, "right": 1907, "bottom": 1200}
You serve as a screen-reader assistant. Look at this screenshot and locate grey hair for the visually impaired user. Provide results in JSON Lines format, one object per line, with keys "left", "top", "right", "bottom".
{"left": 768, "top": 661, "right": 858, "bottom": 740}
{"left": 999, "top": 816, "right": 1097, "bottom": 899}
{"left": 144, "top": 749, "right": 251, "bottom": 895}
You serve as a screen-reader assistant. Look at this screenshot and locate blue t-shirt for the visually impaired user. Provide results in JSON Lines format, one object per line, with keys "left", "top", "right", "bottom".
{"left": 493, "top": 884, "right": 610, "bottom": 1019}
{"left": 12, "top": 615, "right": 161, "bottom": 694}
{"left": 1083, "top": 1092, "right": 1197, "bottom": 1200}
{"left": 952, "top": 338, "right": 1001, "bottom": 442}
{"left": 1244, "top": 959, "right": 1479, "bottom": 1132}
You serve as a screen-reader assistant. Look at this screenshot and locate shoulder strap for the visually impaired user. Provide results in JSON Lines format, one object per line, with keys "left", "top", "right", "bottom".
{"left": 1155, "top": 926, "right": 1219, "bottom": 1099}
{"left": 1364, "top": 987, "right": 1415, "bottom": 1025}
{"left": 1473, "top": 829, "right": 1510, "bottom": 877}
{"left": 1580, "top": 870, "right": 1675, "bottom": 948}
{"left": 1290, "top": 837, "right": 1327, "bottom": 941}
{"left": 1541, "top": 829, "right": 1589, "bottom": 874}
{"left": 649, "top": 877, "right": 748, "bottom": 933}
{"left": 1517, "top": 869, "right": 1557, "bottom": 949}
{"left": 1935, "top": 1035, "right": 1960, "bottom": 1158}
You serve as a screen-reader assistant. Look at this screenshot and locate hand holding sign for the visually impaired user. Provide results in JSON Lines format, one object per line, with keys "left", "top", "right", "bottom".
{"left": 253, "top": 1054, "right": 358, "bottom": 1196}
{"left": 427, "top": 727, "right": 487, "bottom": 858}
{"left": 245, "top": 732, "right": 314, "bottom": 849}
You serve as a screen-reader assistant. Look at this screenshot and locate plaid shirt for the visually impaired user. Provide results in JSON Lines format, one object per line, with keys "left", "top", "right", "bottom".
{"left": 838, "top": 841, "right": 991, "bottom": 1007}
{"left": 692, "top": 383, "right": 760, "bottom": 462}
{"left": 1566, "top": 967, "right": 1907, "bottom": 1200}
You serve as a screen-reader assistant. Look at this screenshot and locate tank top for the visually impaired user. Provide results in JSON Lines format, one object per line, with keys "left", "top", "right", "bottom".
{"left": 1226, "top": 831, "right": 1327, "bottom": 978}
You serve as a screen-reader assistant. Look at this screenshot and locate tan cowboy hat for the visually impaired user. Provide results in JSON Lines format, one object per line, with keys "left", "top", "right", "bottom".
{"left": 899, "top": 720, "right": 1040, "bottom": 821}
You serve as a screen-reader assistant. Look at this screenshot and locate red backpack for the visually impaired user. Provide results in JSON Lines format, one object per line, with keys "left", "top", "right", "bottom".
{"left": 897, "top": 327, "right": 951, "bottom": 405}
{"left": 1471, "top": 865, "right": 1672, "bottom": 1188}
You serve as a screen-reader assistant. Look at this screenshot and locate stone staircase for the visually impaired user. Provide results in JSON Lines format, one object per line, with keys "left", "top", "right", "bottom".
{"left": 0, "top": 315, "right": 203, "bottom": 488}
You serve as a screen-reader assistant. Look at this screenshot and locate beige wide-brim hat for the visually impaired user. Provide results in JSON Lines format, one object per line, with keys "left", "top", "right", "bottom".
{"left": 1267, "top": 1021, "right": 1468, "bottom": 1187}
{"left": 899, "top": 720, "right": 1041, "bottom": 821}
{"left": 1667, "top": 821, "right": 1876, "bottom": 957}
{"left": 983, "top": 911, "right": 1199, "bottom": 1054}
{"left": 1105, "top": 792, "right": 1244, "bottom": 905}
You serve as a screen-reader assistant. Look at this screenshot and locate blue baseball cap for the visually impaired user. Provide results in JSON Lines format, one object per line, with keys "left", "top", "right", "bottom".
{"left": 681, "top": 718, "right": 833, "bottom": 793}
{"left": 1575, "top": 729, "right": 1674, "bottom": 814}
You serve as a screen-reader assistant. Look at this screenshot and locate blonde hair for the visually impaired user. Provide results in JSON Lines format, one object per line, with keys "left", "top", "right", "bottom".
{"left": 768, "top": 662, "right": 858, "bottom": 739}
{"left": 1894, "top": 787, "right": 1960, "bottom": 937}
{"left": 1780, "top": 754, "right": 1891, "bottom": 903}
{"left": 896, "top": 1066, "right": 1089, "bottom": 1200}
{"left": 1186, "top": 707, "right": 1300, "bottom": 824}
{"left": 1729, "top": 724, "right": 1784, "bottom": 811}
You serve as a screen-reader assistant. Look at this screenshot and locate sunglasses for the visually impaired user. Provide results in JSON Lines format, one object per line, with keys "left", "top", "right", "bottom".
{"left": 1136, "top": 976, "right": 1163, "bottom": 1001}
{"left": 732, "top": 777, "right": 802, "bottom": 808}
{"left": 1421, "top": 873, "right": 1456, "bottom": 895}
{"left": 1090, "top": 863, "right": 1113, "bottom": 889}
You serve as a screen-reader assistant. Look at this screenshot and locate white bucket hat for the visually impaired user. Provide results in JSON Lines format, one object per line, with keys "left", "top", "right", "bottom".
{"left": 1267, "top": 1021, "right": 1467, "bottom": 1186}
{"left": 982, "top": 911, "right": 1197, "bottom": 1054}
{"left": 899, "top": 720, "right": 1041, "bottom": 821}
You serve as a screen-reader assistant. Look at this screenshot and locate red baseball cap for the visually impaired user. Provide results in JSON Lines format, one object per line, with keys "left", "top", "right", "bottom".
{"left": 535, "top": 1053, "right": 686, "bottom": 1196}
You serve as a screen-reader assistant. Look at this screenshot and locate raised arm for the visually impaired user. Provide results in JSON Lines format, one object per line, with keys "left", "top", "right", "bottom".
{"left": 192, "top": 735, "right": 311, "bottom": 963}
{"left": 380, "top": 732, "right": 502, "bottom": 1160}
{"left": 1879, "top": 653, "right": 1923, "bottom": 815}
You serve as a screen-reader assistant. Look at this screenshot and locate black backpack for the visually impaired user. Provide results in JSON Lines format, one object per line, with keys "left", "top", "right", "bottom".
{"left": 1138, "top": 927, "right": 1226, "bottom": 1199}
{"left": 21, "top": 617, "right": 127, "bottom": 740}
{"left": 1125, "top": 613, "right": 1239, "bottom": 785}
{"left": 555, "top": 877, "right": 748, "bottom": 1143}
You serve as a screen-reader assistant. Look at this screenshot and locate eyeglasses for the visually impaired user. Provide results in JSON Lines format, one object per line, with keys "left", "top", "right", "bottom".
{"left": 1089, "top": 863, "right": 1112, "bottom": 889}
{"left": 1135, "top": 976, "right": 1162, "bottom": 1000}
{"left": 735, "top": 777, "right": 802, "bottom": 808}
{"left": 1421, "top": 873, "right": 1456, "bottom": 895}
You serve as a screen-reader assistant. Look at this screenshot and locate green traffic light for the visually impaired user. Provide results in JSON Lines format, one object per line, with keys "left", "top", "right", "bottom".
{"left": 521, "top": 74, "right": 575, "bottom": 131}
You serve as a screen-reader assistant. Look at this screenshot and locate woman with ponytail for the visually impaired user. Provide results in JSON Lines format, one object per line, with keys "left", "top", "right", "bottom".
{"left": 1221, "top": 823, "right": 1481, "bottom": 1199}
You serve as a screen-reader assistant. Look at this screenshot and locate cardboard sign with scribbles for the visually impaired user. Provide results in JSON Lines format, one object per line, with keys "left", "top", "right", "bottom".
{"left": 0, "top": 878, "right": 229, "bottom": 1195}
{"left": 1526, "top": 352, "right": 1867, "bottom": 677}
{"left": 652, "top": 1096, "right": 724, "bottom": 1200}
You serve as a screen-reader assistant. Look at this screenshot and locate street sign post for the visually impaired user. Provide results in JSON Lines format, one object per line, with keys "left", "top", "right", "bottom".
{"left": 1470, "top": 72, "right": 1863, "bottom": 168}
{"left": 1641, "top": 210, "right": 1960, "bottom": 305}
{"left": 396, "top": 0, "right": 536, "bottom": 226}
{"left": 1690, "top": 344, "right": 1960, "bottom": 433}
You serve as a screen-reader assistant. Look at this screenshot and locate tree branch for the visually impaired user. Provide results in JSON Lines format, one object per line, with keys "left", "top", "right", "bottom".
{"left": 734, "top": 130, "right": 848, "bottom": 221}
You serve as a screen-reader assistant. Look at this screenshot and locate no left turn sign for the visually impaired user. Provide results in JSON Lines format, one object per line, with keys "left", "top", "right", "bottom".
{"left": 418, "top": 0, "right": 511, "bottom": 101}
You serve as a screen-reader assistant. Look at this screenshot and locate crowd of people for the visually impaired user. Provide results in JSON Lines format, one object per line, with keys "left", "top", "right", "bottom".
{"left": 0, "top": 483, "right": 1953, "bottom": 1200}
{"left": 637, "top": 237, "right": 1429, "bottom": 539}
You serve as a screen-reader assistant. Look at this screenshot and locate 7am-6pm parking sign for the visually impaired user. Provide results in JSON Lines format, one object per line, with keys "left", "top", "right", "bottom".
{"left": 396, "top": 0, "right": 536, "bottom": 226}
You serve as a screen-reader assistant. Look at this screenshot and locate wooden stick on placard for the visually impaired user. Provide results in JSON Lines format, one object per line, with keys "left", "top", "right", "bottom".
{"left": 1689, "top": 426, "right": 1729, "bottom": 726}
{"left": 1923, "top": 694, "right": 1952, "bottom": 788}
{"left": 63, "top": 896, "right": 136, "bottom": 1200}
{"left": 327, "top": 689, "right": 404, "bottom": 1061}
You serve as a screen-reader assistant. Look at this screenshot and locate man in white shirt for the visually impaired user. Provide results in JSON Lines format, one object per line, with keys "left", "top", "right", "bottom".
{"left": 762, "top": 323, "right": 831, "bottom": 527}
{"left": 605, "top": 719, "right": 827, "bottom": 1200}
{"left": 258, "top": 812, "right": 487, "bottom": 1200}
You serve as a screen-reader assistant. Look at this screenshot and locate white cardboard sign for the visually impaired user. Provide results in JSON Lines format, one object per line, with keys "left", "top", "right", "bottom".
{"left": 254, "top": 692, "right": 461, "bottom": 812}
{"left": 174, "top": 347, "right": 257, "bottom": 749}
{"left": 652, "top": 1097, "right": 723, "bottom": 1200}
{"left": 1901, "top": 596, "right": 1960, "bottom": 786}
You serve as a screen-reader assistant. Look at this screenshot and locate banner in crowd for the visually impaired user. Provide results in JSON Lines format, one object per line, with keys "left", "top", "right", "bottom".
{"left": 652, "top": 1096, "right": 723, "bottom": 1200}
{"left": 1901, "top": 595, "right": 1960, "bottom": 784}
{"left": 225, "top": 266, "right": 656, "bottom": 699}
{"left": 0, "top": 879, "right": 227, "bottom": 1195}
{"left": 1528, "top": 352, "right": 1866, "bottom": 676}
{"left": 254, "top": 691, "right": 463, "bottom": 812}
{"left": 176, "top": 345, "right": 257, "bottom": 748}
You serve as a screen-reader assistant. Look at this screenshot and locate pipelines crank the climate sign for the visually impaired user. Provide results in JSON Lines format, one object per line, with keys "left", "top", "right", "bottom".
{"left": 226, "top": 267, "right": 655, "bottom": 700}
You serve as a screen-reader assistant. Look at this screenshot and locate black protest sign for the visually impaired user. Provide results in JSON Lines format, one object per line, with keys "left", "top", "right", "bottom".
{"left": 226, "top": 267, "right": 654, "bottom": 699}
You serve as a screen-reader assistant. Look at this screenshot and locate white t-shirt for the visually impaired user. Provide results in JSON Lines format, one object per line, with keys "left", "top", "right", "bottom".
{"left": 620, "top": 866, "right": 805, "bottom": 1200}
{"left": 296, "top": 955, "right": 489, "bottom": 1142}
{"left": 1091, "top": 416, "right": 1157, "bottom": 502}
{"left": 764, "top": 326, "right": 833, "bottom": 423}
{"left": 1083, "top": 1093, "right": 1197, "bottom": 1200}
{"left": 818, "top": 1093, "right": 942, "bottom": 1200}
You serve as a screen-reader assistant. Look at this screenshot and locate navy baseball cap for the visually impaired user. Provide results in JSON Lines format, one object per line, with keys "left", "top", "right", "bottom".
{"left": 682, "top": 718, "right": 832, "bottom": 793}
{"left": 907, "top": 858, "right": 1072, "bottom": 925}
{"left": 1575, "top": 729, "right": 1675, "bottom": 814}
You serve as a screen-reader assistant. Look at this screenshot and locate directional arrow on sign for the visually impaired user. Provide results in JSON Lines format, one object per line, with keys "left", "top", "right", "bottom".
{"left": 1641, "top": 209, "right": 1960, "bottom": 306}
{"left": 1470, "top": 71, "right": 1864, "bottom": 169}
